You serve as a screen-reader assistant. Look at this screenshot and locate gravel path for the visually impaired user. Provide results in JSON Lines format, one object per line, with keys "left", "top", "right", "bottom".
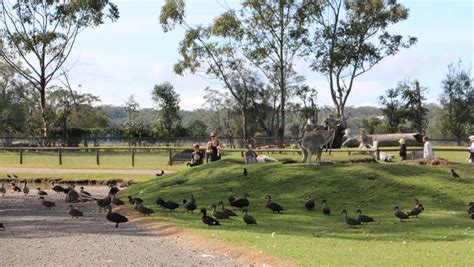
{"left": 0, "top": 167, "right": 175, "bottom": 175}
{"left": 0, "top": 187, "right": 239, "bottom": 267}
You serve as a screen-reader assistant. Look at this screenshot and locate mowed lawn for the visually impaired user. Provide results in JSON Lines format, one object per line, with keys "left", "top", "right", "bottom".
{"left": 119, "top": 159, "right": 474, "bottom": 266}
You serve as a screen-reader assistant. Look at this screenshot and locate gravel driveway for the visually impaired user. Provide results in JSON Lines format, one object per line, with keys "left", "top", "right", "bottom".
{"left": 0, "top": 187, "right": 239, "bottom": 267}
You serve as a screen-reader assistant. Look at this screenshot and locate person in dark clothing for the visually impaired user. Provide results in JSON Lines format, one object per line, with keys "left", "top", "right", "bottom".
{"left": 206, "top": 131, "right": 224, "bottom": 162}
{"left": 399, "top": 138, "right": 407, "bottom": 161}
{"left": 187, "top": 144, "right": 204, "bottom": 167}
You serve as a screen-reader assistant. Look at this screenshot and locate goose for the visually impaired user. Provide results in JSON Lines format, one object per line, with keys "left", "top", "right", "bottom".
{"left": 230, "top": 193, "right": 250, "bottom": 209}
{"left": 243, "top": 208, "right": 257, "bottom": 226}
{"left": 322, "top": 199, "right": 331, "bottom": 215}
{"left": 128, "top": 196, "right": 143, "bottom": 206}
{"left": 135, "top": 203, "right": 154, "bottom": 216}
{"left": 105, "top": 205, "right": 128, "bottom": 228}
{"left": 156, "top": 198, "right": 179, "bottom": 211}
{"left": 217, "top": 201, "right": 237, "bottom": 217}
{"left": 305, "top": 194, "right": 315, "bottom": 210}
{"left": 407, "top": 204, "right": 423, "bottom": 218}
{"left": 393, "top": 206, "right": 410, "bottom": 222}
{"left": 96, "top": 196, "right": 112, "bottom": 212}
{"left": 356, "top": 209, "right": 375, "bottom": 224}
{"left": 22, "top": 181, "right": 30, "bottom": 197}
{"left": 40, "top": 197, "right": 55, "bottom": 210}
{"left": 341, "top": 209, "right": 362, "bottom": 228}
{"left": 265, "top": 195, "right": 284, "bottom": 213}
{"left": 11, "top": 183, "right": 21, "bottom": 193}
{"left": 37, "top": 188, "right": 48, "bottom": 197}
{"left": 67, "top": 205, "right": 84, "bottom": 219}
{"left": 210, "top": 204, "right": 230, "bottom": 219}
{"left": 0, "top": 183, "right": 6, "bottom": 197}
{"left": 200, "top": 208, "right": 220, "bottom": 226}
{"left": 183, "top": 194, "right": 197, "bottom": 213}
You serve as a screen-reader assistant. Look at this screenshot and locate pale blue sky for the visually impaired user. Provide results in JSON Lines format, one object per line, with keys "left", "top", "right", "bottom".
{"left": 65, "top": 0, "right": 473, "bottom": 110}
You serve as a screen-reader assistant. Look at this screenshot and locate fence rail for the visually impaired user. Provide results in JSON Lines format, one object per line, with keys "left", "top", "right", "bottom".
{"left": 0, "top": 146, "right": 469, "bottom": 167}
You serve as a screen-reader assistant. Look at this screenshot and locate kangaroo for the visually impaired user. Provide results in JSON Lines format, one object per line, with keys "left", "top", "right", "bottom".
{"left": 301, "top": 117, "right": 343, "bottom": 166}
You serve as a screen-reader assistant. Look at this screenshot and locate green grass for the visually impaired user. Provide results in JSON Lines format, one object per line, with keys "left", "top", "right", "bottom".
{"left": 119, "top": 159, "right": 474, "bottom": 266}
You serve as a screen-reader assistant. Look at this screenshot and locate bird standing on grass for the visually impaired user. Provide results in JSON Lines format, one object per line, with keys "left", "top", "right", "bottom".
{"left": 243, "top": 208, "right": 257, "bottom": 226}
{"left": 407, "top": 204, "right": 424, "bottom": 218}
{"left": 393, "top": 206, "right": 410, "bottom": 222}
{"left": 135, "top": 203, "right": 154, "bottom": 216}
{"left": 105, "top": 205, "right": 128, "bottom": 228}
{"left": 230, "top": 193, "right": 250, "bottom": 209}
{"left": 183, "top": 194, "right": 197, "bottom": 213}
{"left": 67, "top": 205, "right": 84, "bottom": 219}
{"left": 210, "top": 204, "right": 230, "bottom": 219}
{"left": 356, "top": 209, "right": 375, "bottom": 224}
{"left": 200, "top": 208, "right": 220, "bottom": 226}
{"left": 128, "top": 196, "right": 143, "bottom": 206}
{"left": 243, "top": 168, "right": 248, "bottom": 177}
{"left": 265, "top": 195, "right": 284, "bottom": 213}
{"left": 305, "top": 194, "right": 315, "bottom": 210}
{"left": 218, "top": 201, "right": 236, "bottom": 217}
{"left": 451, "top": 169, "right": 461, "bottom": 180}
{"left": 341, "top": 209, "right": 362, "bottom": 228}
{"left": 155, "top": 198, "right": 179, "bottom": 211}
{"left": 322, "top": 199, "right": 331, "bottom": 215}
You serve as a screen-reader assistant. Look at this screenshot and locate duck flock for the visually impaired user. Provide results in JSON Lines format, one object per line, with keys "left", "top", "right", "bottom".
{"left": 1, "top": 170, "right": 473, "bottom": 232}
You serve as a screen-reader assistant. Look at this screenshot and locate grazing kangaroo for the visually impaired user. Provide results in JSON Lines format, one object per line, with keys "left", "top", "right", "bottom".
{"left": 301, "top": 117, "right": 343, "bottom": 166}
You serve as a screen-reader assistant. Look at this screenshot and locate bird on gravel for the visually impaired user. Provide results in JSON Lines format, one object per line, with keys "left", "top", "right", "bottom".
{"left": 341, "top": 209, "right": 362, "bottom": 228}
{"left": 37, "top": 188, "right": 48, "bottom": 197}
{"left": 451, "top": 169, "right": 461, "bottom": 180}
{"left": 265, "top": 195, "right": 284, "bottom": 213}
{"left": 305, "top": 194, "right": 315, "bottom": 211}
{"left": 0, "top": 183, "right": 6, "bottom": 198}
{"left": 40, "top": 197, "right": 55, "bottom": 210}
{"left": 156, "top": 170, "right": 165, "bottom": 177}
{"left": 156, "top": 198, "right": 179, "bottom": 211}
{"left": 356, "top": 209, "right": 375, "bottom": 224}
{"left": 135, "top": 203, "right": 154, "bottom": 216}
{"left": 22, "top": 181, "right": 30, "bottom": 197}
{"left": 200, "top": 208, "right": 220, "bottom": 226}
{"left": 11, "top": 183, "right": 21, "bottom": 193}
{"left": 105, "top": 205, "right": 128, "bottom": 228}
{"left": 80, "top": 187, "right": 91, "bottom": 197}
{"left": 217, "top": 201, "right": 237, "bottom": 217}
{"left": 68, "top": 205, "right": 84, "bottom": 219}
{"left": 112, "top": 195, "right": 125, "bottom": 206}
{"left": 96, "top": 195, "right": 112, "bottom": 212}
{"left": 242, "top": 208, "right": 257, "bottom": 226}
{"left": 108, "top": 185, "right": 119, "bottom": 197}
{"left": 0, "top": 223, "right": 5, "bottom": 230}
{"left": 52, "top": 182, "right": 67, "bottom": 195}
{"left": 243, "top": 168, "right": 248, "bottom": 177}
{"left": 322, "top": 199, "right": 331, "bottom": 215}
{"left": 183, "top": 194, "right": 197, "bottom": 213}
{"left": 393, "top": 206, "right": 410, "bottom": 222}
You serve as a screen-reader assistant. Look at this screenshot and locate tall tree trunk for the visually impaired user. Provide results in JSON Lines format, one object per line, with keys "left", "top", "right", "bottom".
{"left": 278, "top": 0, "right": 285, "bottom": 144}
{"left": 39, "top": 86, "right": 50, "bottom": 147}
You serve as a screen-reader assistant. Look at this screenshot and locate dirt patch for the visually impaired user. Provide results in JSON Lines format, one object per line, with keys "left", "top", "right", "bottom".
{"left": 341, "top": 158, "right": 378, "bottom": 164}
{"left": 404, "top": 157, "right": 456, "bottom": 166}
{"left": 114, "top": 205, "right": 297, "bottom": 267}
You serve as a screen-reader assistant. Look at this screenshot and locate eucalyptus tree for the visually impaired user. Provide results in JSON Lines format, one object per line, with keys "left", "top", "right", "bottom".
{"left": 308, "top": 0, "right": 417, "bottom": 117}
{"left": 152, "top": 82, "right": 181, "bottom": 143}
{"left": 0, "top": 0, "right": 119, "bottom": 144}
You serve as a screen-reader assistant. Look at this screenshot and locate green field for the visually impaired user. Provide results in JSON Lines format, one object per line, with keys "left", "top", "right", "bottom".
{"left": 119, "top": 159, "right": 474, "bottom": 266}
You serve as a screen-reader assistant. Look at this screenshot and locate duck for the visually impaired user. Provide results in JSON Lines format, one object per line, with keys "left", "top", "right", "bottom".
{"left": 0, "top": 223, "right": 4, "bottom": 230}
{"left": 0, "top": 183, "right": 6, "bottom": 197}
{"left": 210, "top": 204, "right": 230, "bottom": 219}
{"left": 341, "top": 209, "right": 362, "bottom": 228}
{"left": 67, "top": 205, "right": 84, "bottom": 219}
{"left": 108, "top": 185, "right": 119, "bottom": 196}
{"left": 36, "top": 188, "right": 48, "bottom": 197}
{"left": 305, "top": 194, "right": 315, "bottom": 210}
{"left": 243, "top": 168, "right": 248, "bottom": 177}
{"left": 105, "top": 205, "right": 128, "bottom": 228}
{"left": 22, "top": 181, "right": 30, "bottom": 197}
{"left": 52, "top": 183, "right": 67, "bottom": 195}
{"left": 414, "top": 199, "right": 424, "bottom": 211}
{"left": 265, "top": 195, "right": 284, "bottom": 213}
{"left": 468, "top": 202, "right": 474, "bottom": 214}
{"left": 11, "top": 183, "right": 21, "bottom": 193}
{"left": 393, "top": 206, "right": 410, "bottom": 222}
{"left": 356, "top": 209, "right": 375, "bottom": 224}
{"left": 407, "top": 204, "right": 424, "bottom": 218}
{"left": 96, "top": 195, "right": 112, "bottom": 212}
{"left": 40, "top": 196, "right": 55, "bottom": 210}
{"left": 156, "top": 197, "right": 179, "bottom": 211}
{"left": 228, "top": 190, "right": 236, "bottom": 204}
{"left": 183, "top": 194, "right": 197, "bottom": 213}
{"left": 128, "top": 196, "right": 143, "bottom": 206}
{"left": 156, "top": 170, "right": 165, "bottom": 177}
{"left": 242, "top": 208, "right": 257, "bottom": 226}
{"left": 322, "top": 199, "right": 331, "bottom": 215}
{"left": 218, "top": 201, "right": 237, "bottom": 217}
{"left": 112, "top": 195, "right": 125, "bottom": 206}
{"left": 451, "top": 169, "right": 461, "bottom": 180}
{"left": 80, "top": 186, "right": 91, "bottom": 197}
{"left": 200, "top": 208, "right": 220, "bottom": 226}
{"left": 230, "top": 193, "right": 250, "bottom": 209}
{"left": 135, "top": 203, "right": 154, "bottom": 216}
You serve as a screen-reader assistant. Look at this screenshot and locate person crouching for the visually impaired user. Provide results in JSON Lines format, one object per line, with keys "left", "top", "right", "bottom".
{"left": 188, "top": 144, "right": 204, "bottom": 167}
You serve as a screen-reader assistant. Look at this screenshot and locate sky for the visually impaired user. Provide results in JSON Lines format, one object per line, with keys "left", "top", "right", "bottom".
{"left": 63, "top": 0, "right": 473, "bottom": 110}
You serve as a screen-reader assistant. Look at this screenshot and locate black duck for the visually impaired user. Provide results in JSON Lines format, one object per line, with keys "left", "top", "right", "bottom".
{"left": 393, "top": 206, "right": 410, "bottom": 222}
{"left": 407, "top": 204, "right": 424, "bottom": 218}
{"left": 68, "top": 205, "right": 84, "bottom": 219}
{"left": 156, "top": 170, "right": 165, "bottom": 176}
{"left": 108, "top": 185, "right": 119, "bottom": 196}
{"left": 305, "top": 194, "right": 315, "bottom": 211}
{"left": 210, "top": 204, "right": 230, "bottom": 219}
{"left": 22, "top": 181, "right": 29, "bottom": 197}
{"left": 183, "top": 194, "right": 197, "bottom": 213}
{"left": 356, "top": 209, "right": 375, "bottom": 224}
{"left": 136, "top": 203, "right": 154, "bottom": 216}
{"left": 414, "top": 199, "right": 424, "bottom": 211}
{"left": 322, "top": 199, "right": 331, "bottom": 215}
{"left": 200, "top": 208, "right": 220, "bottom": 226}
{"left": 218, "top": 201, "right": 237, "bottom": 217}
{"left": 40, "top": 197, "right": 55, "bottom": 210}
{"left": 37, "top": 188, "right": 48, "bottom": 197}
{"left": 156, "top": 197, "right": 179, "bottom": 211}
{"left": 80, "top": 187, "right": 91, "bottom": 197}
{"left": 11, "top": 183, "right": 21, "bottom": 193}
{"left": 0, "top": 223, "right": 4, "bottom": 230}
{"left": 341, "top": 209, "right": 362, "bottom": 228}
{"left": 112, "top": 195, "right": 125, "bottom": 206}
{"left": 243, "top": 208, "right": 257, "bottom": 226}
{"left": 451, "top": 169, "right": 461, "bottom": 180}
{"left": 265, "top": 195, "right": 284, "bottom": 213}
{"left": 96, "top": 196, "right": 112, "bottom": 212}
{"left": 0, "top": 183, "right": 6, "bottom": 197}
{"left": 52, "top": 183, "right": 67, "bottom": 195}
{"left": 128, "top": 196, "right": 143, "bottom": 206}
{"left": 106, "top": 205, "right": 128, "bottom": 228}
{"left": 230, "top": 193, "right": 250, "bottom": 209}
{"left": 243, "top": 168, "right": 248, "bottom": 177}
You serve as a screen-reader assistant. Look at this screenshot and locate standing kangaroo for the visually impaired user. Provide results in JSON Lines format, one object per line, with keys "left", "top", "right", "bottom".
{"left": 301, "top": 117, "right": 343, "bottom": 166}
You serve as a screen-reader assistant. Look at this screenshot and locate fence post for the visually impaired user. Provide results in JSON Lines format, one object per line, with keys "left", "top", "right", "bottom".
{"left": 348, "top": 150, "right": 351, "bottom": 156}
{"left": 96, "top": 148, "right": 100, "bottom": 165}
{"left": 131, "top": 148, "right": 135, "bottom": 167}
{"left": 58, "top": 148, "right": 62, "bottom": 165}
{"left": 20, "top": 149, "right": 23, "bottom": 164}
{"left": 376, "top": 148, "right": 380, "bottom": 161}
{"left": 168, "top": 148, "right": 173, "bottom": 166}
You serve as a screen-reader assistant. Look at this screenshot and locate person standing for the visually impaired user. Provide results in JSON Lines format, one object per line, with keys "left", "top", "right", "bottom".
{"left": 206, "top": 131, "right": 224, "bottom": 162}
{"left": 423, "top": 136, "right": 433, "bottom": 158}
{"left": 398, "top": 138, "right": 407, "bottom": 161}
{"left": 468, "top": 135, "right": 474, "bottom": 163}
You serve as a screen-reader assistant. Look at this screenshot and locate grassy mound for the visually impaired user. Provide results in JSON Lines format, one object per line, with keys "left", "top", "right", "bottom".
{"left": 119, "top": 159, "right": 474, "bottom": 266}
